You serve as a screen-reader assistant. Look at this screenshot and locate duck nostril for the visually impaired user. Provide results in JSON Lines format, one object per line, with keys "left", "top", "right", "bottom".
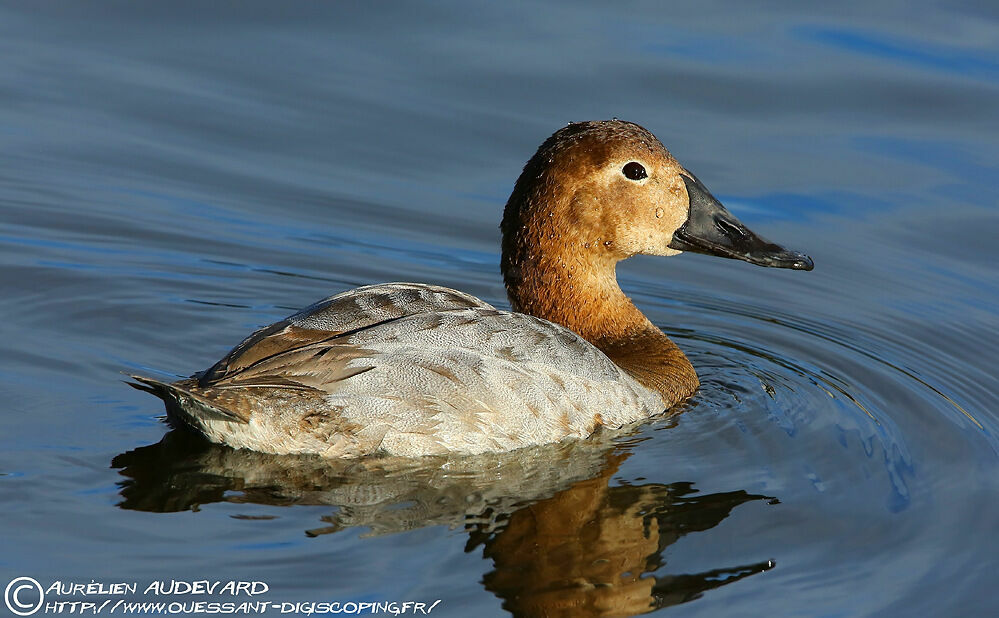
{"left": 715, "top": 218, "right": 749, "bottom": 239}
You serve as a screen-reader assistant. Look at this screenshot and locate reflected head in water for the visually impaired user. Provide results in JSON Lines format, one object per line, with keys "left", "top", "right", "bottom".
{"left": 113, "top": 428, "right": 776, "bottom": 614}
{"left": 471, "top": 453, "right": 775, "bottom": 615}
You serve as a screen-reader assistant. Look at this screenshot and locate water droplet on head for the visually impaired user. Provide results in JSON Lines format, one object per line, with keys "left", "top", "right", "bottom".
{"left": 655, "top": 207, "right": 664, "bottom": 218}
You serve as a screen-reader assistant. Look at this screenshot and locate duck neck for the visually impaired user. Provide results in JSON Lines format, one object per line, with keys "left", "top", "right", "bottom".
{"left": 502, "top": 244, "right": 699, "bottom": 404}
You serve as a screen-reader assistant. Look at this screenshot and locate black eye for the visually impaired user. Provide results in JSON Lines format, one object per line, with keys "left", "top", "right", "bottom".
{"left": 622, "top": 161, "right": 647, "bottom": 181}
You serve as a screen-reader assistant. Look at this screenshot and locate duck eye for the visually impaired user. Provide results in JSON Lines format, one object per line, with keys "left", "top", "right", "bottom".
{"left": 622, "top": 162, "right": 647, "bottom": 181}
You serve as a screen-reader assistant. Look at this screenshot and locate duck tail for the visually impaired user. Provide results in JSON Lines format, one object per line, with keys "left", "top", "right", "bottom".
{"left": 126, "top": 374, "right": 249, "bottom": 424}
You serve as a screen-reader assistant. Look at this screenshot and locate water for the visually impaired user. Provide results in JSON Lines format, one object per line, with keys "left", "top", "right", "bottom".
{"left": 1, "top": 2, "right": 997, "bottom": 616}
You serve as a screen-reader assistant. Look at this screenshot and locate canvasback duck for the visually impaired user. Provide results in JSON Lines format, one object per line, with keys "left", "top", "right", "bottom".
{"left": 131, "top": 120, "right": 812, "bottom": 458}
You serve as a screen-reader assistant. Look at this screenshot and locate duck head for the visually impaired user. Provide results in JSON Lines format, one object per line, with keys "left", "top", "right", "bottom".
{"left": 500, "top": 120, "right": 812, "bottom": 401}
{"left": 501, "top": 119, "right": 813, "bottom": 282}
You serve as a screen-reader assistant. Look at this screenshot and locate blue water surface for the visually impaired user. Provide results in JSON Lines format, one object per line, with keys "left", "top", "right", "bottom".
{"left": 1, "top": 2, "right": 997, "bottom": 617}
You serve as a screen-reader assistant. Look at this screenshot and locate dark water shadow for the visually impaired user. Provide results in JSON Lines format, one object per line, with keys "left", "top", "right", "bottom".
{"left": 112, "top": 429, "right": 775, "bottom": 616}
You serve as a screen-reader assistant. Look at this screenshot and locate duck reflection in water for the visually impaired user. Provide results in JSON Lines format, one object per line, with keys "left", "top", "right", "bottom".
{"left": 113, "top": 427, "right": 775, "bottom": 616}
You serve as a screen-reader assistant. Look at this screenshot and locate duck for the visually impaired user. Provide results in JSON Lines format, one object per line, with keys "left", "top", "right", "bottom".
{"left": 130, "top": 120, "right": 813, "bottom": 458}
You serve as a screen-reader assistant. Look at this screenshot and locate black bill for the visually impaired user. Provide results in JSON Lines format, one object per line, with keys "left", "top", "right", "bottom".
{"left": 668, "top": 174, "right": 814, "bottom": 271}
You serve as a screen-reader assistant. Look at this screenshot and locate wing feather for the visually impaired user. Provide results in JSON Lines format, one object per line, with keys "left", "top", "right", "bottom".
{"left": 198, "top": 283, "right": 495, "bottom": 390}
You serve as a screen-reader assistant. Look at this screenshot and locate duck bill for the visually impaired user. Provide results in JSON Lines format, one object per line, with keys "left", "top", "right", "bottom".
{"left": 668, "top": 174, "right": 814, "bottom": 271}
